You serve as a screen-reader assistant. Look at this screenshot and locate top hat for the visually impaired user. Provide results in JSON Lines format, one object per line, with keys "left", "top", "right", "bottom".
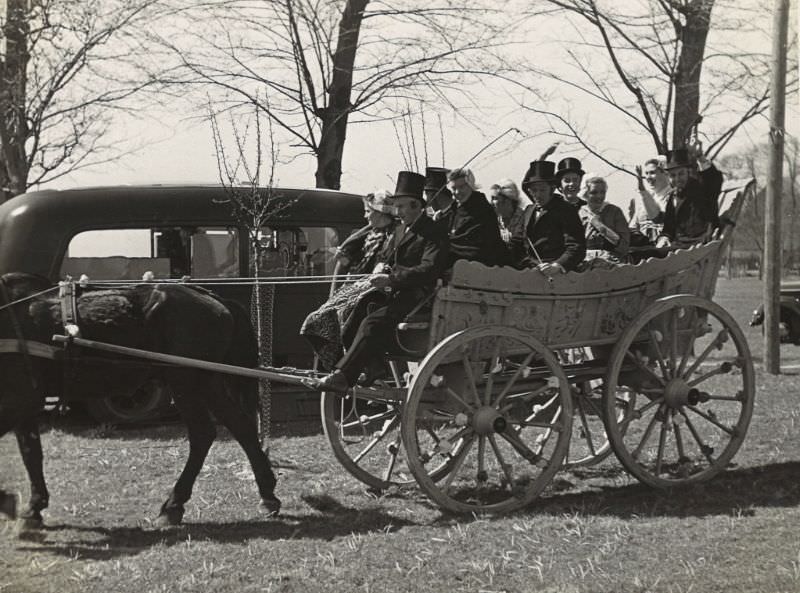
{"left": 521, "top": 160, "right": 556, "bottom": 189}
{"left": 424, "top": 167, "right": 450, "bottom": 191}
{"left": 555, "top": 157, "right": 585, "bottom": 180}
{"left": 663, "top": 148, "right": 692, "bottom": 170}
{"left": 393, "top": 171, "right": 426, "bottom": 203}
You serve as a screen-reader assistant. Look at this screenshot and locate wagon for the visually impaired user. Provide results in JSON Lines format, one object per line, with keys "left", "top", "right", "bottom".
{"left": 47, "top": 179, "right": 756, "bottom": 515}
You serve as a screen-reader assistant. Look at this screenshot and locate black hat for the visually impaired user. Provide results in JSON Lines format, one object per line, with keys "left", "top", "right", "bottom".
{"left": 424, "top": 167, "right": 449, "bottom": 191}
{"left": 663, "top": 148, "right": 692, "bottom": 170}
{"left": 521, "top": 160, "right": 556, "bottom": 189}
{"left": 393, "top": 171, "right": 426, "bottom": 203}
{"left": 556, "top": 157, "right": 585, "bottom": 180}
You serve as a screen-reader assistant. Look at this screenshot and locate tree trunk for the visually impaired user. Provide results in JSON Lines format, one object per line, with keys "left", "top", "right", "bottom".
{"left": 672, "top": 0, "right": 714, "bottom": 150}
{"left": 0, "top": 0, "right": 31, "bottom": 202}
{"left": 314, "top": 0, "right": 370, "bottom": 190}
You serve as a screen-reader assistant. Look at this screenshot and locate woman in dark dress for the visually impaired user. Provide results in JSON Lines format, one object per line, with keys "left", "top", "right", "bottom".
{"left": 300, "top": 190, "right": 398, "bottom": 369}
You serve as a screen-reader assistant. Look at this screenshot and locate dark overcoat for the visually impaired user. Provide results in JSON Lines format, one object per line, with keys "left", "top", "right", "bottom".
{"left": 437, "top": 191, "right": 509, "bottom": 267}
{"left": 661, "top": 164, "right": 723, "bottom": 243}
{"left": 513, "top": 194, "right": 586, "bottom": 272}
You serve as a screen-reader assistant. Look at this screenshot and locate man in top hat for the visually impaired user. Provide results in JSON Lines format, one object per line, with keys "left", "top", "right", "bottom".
{"left": 424, "top": 166, "right": 453, "bottom": 215}
{"left": 435, "top": 167, "right": 509, "bottom": 268}
{"left": 513, "top": 160, "right": 585, "bottom": 273}
{"left": 656, "top": 141, "right": 723, "bottom": 249}
{"left": 309, "top": 171, "right": 449, "bottom": 392}
{"left": 556, "top": 157, "right": 586, "bottom": 209}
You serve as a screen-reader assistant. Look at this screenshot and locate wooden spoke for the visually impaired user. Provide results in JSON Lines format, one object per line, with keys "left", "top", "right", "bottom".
{"left": 685, "top": 405, "right": 735, "bottom": 436}
{"left": 494, "top": 351, "right": 537, "bottom": 406}
{"left": 440, "top": 436, "right": 476, "bottom": 492}
{"left": 647, "top": 325, "right": 671, "bottom": 380}
{"left": 461, "top": 351, "right": 482, "bottom": 407}
{"left": 499, "top": 428, "right": 542, "bottom": 466}
{"left": 340, "top": 409, "right": 395, "bottom": 433}
{"left": 576, "top": 399, "right": 598, "bottom": 457}
{"left": 673, "top": 413, "right": 688, "bottom": 462}
{"left": 688, "top": 362, "right": 735, "bottom": 387}
{"left": 683, "top": 330, "right": 728, "bottom": 379}
{"left": 350, "top": 415, "right": 400, "bottom": 463}
{"left": 477, "top": 436, "right": 487, "bottom": 481}
{"left": 624, "top": 350, "right": 666, "bottom": 386}
{"left": 444, "top": 387, "right": 474, "bottom": 412}
{"left": 618, "top": 397, "right": 664, "bottom": 431}
{"left": 488, "top": 434, "right": 515, "bottom": 488}
{"left": 382, "top": 435, "right": 402, "bottom": 482}
{"left": 605, "top": 296, "right": 754, "bottom": 489}
{"left": 498, "top": 384, "right": 555, "bottom": 415}
{"left": 632, "top": 405, "right": 662, "bottom": 460}
{"left": 484, "top": 340, "right": 502, "bottom": 405}
{"left": 654, "top": 415, "right": 669, "bottom": 476}
{"left": 676, "top": 308, "right": 698, "bottom": 378}
{"left": 669, "top": 309, "right": 679, "bottom": 377}
{"left": 680, "top": 411, "right": 716, "bottom": 464}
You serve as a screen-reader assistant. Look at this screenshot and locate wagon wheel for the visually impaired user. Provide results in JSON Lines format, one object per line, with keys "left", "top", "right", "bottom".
{"left": 556, "top": 347, "right": 634, "bottom": 469}
{"left": 321, "top": 363, "right": 457, "bottom": 490}
{"left": 401, "top": 325, "right": 572, "bottom": 514}
{"left": 604, "top": 295, "right": 754, "bottom": 488}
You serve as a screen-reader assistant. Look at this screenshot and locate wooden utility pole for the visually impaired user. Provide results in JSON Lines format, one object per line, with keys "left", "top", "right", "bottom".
{"left": 763, "top": 0, "right": 790, "bottom": 374}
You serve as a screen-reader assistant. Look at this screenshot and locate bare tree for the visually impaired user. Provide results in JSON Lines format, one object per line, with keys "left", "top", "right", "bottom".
{"left": 527, "top": 0, "right": 798, "bottom": 168}
{"left": 718, "top": 135, "right": 799, "bottom": 274}
{"left": 160, "top": 0, "right": 516, "bottom": 189}
{"left": 0, "top": 0, "right": 168, "bottom": 202}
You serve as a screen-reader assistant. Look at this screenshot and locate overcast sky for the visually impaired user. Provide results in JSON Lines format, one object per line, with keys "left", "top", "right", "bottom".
{"left": 40, "top": 0, "right": 798, "bottom": 210}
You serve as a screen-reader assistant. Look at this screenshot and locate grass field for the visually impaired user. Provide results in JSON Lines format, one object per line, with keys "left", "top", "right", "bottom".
{"left": 1, "top": 277, "right": 799, "bottom": 593}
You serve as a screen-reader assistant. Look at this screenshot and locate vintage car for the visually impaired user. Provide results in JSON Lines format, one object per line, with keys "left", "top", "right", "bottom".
{"left": 750, "top": 280, "right": 800, "bottom": 344}
{"left": 0, "top": 184, "right": 364, "bottom": 422}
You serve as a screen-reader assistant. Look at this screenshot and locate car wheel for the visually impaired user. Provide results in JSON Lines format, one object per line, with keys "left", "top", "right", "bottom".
{"left": 84, "top": 378, "right": 173, "bottom": 424}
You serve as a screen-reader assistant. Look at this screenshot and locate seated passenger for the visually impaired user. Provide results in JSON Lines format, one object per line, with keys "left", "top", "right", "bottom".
{"left": 437, "top": 167, "right": 509, "bottom": 268}
{"left": 629, "top": 157, "right": 671, "bottom": 244}
{"left": 513, "top": 160, "right": 586, "bottom": 274}
{"left": 300, "top": 190, "right": 398, "bottom": 370}
{"left": 556, "top": 157, "right": 586, "bottom": 209}
{"left": 424, "top": 166, "right": 453, "bottom": 216}
{"left": 309, "top": 171, "right": 449, "bottom": 392}
{"left": 579, "top": 176, "right": 630, "bottom": 268}
{"left": 490, "top": 179, "right": 526, "bottom": 246}
{"left": 656, "top": 144, "right": 723, "bottom": 250}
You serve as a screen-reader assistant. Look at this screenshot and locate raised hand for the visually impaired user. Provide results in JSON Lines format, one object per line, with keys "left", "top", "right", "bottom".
{"left": 635, "top": 164, "right": 644, "bottom": 190}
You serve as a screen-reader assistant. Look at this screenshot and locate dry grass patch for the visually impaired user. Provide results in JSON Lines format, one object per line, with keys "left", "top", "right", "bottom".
{"left": 2, "top": 277, "right": 800, "bottom": 593}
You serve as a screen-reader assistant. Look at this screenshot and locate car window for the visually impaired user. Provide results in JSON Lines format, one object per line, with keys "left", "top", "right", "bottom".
{"left": 253, "top": 226, "right": 339, "bottom": 277}
{"left": 61, "top": 228, "right": 170, "bottom": 280}
{"left": 61, "top": 226, "right": 240, "bottom": 280}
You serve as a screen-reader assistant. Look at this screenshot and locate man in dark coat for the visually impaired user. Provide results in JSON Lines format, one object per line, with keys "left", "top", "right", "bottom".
{"left": 513, "top": 160, "right": 586, "bottom": 273}
{"left": 309, "top": 171, "right": 449, "bottom": 392}
{"left": 436, "top": 167, "right": 509, "bottom": 268}
{"left": 657, "top": 144, "right": 723, "bottom": 249}
{"left": 424, "top": 166, "right": 453, "bottom": 215}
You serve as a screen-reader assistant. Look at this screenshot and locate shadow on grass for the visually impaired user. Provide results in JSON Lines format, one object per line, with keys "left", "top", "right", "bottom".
{"left": 530, "top": 460, "right": 800, "bottom": 519}
{"left": 13, "top": 493, "right": 416, "bottom": 561}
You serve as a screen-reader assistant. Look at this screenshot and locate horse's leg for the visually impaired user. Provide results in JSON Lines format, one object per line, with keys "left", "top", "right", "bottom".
{"left": 13, "top": 416, "right": 48, "bottom": 528}
{"left": 203, "top": 375, "right": 280, "bottom": 516}
{"left": 0, "top": 376, "right": 44, "bottom": 522}
{"left": 156, "top": 373, "right": 216, "bottom": 527}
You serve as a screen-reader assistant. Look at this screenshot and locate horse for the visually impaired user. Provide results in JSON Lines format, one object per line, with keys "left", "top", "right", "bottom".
{"left": 0, "top": 272, "right": 281, "bottom": 528}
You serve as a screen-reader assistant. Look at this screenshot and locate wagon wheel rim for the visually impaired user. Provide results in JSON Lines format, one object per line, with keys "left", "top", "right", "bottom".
{"left": 321, "top": 363, "right": 457, "bottom": 490}
{"left": 401, "top": 325, "right": 572, "bottom": 514}
{"left": 604, "top": 295, "right": 755, "bottom": 488}
{"left": 557, "top": 347, "right": 633, "bottom": 469}
{"left": 564, "top": 379, "right": 635, "bottom": 469}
